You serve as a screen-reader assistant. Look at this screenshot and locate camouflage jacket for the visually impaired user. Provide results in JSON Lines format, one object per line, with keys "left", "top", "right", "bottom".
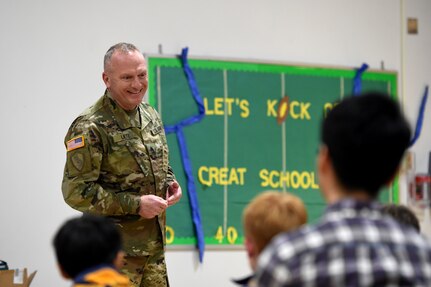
{"left": 62, "top": 91, "right": 175, "bottom": 256}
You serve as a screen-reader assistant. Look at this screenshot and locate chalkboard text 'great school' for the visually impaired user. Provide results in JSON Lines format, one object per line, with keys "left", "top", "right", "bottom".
{"left": 259, "top": 169, "right": 319, "bottom": 190}
{"left": 198, "top": 166, "right": 247, "bottom": 187}
{"left": 197, "top": 165, "right": 319, "bottom": 190}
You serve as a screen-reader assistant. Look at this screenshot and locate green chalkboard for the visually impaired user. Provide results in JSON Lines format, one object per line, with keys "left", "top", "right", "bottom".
{"left": 147, "top": 56, "right": 398, "bottom": 247}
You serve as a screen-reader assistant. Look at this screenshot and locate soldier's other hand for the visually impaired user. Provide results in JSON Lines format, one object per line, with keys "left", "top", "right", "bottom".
{"left": 138, "top": 195, "right": 168, "bottom": 218}
{"left": 167, "top": 181, "right": 182, "bottom": 206}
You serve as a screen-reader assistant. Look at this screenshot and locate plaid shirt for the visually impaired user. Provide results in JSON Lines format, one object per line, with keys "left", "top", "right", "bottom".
{"left": 256, "top": 199, "right": 431, "bottom": 287}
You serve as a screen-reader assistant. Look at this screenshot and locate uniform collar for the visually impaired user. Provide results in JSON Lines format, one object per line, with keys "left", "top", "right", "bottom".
{"left": 104, "top": 90, "right": 151, "bottom": 130}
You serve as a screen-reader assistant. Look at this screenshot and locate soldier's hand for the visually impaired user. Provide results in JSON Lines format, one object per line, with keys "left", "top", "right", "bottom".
{"left": 167, "top": 181, "right": 182, "bottom": 206}
{"left": 138, "top": 195, "right": 168, "bottom": 218}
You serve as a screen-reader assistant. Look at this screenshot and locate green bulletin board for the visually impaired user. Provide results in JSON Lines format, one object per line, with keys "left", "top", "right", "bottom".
{"left": 148, "top": 56, "right": 398, "bottom": 247}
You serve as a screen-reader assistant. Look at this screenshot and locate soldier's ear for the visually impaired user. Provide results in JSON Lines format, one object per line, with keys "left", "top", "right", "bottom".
{"left": 102, "top": 72, "right": 111, "bottom": 89}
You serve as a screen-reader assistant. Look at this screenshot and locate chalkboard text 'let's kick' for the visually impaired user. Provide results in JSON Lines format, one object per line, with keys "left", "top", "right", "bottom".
{"left": 204, "top": 97, "right": 313, "bottom": 120}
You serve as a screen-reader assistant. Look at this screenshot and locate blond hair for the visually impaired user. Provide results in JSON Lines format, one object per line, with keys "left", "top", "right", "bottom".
{"left": 243, "top": 191, "right": 307, "bottom": 254}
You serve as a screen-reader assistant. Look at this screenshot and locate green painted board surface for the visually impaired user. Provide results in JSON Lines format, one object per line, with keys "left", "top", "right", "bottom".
{"left": 148, "top": 57, "right": 398, "bottom": 246}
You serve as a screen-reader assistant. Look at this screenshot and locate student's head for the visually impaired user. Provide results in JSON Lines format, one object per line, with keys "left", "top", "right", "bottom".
{"left": 53, "top": 214, "right": 124, "bottom": 279}
{"left": 243, "top": 191, "right": 307, "bottom": 271}
{"left": 318, "top": 92, "right": 411, "bottom": 201}
{"left": 381, "top": 204, "right": 420, "bottom": 232}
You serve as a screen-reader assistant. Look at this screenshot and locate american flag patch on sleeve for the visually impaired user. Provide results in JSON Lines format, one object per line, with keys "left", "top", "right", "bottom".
{"left": 66, "top": 136, "right": 85, "bottom": 151}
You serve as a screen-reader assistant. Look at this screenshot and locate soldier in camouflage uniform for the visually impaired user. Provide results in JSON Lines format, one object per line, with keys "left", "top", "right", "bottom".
{"left": 62, "top": 43, "right": 182, "bottom": 287}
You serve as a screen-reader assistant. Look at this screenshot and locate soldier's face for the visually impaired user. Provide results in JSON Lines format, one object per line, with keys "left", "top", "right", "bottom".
{"left": 102, "top": 50, "right": 148, "bottom": 111}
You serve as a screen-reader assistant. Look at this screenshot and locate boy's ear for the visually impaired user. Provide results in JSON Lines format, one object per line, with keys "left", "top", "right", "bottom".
{"left": 317, "top": 146, "right": 331, "bottom": 194}
{"left": 58, "top": 264, "right": 71, "bottom": 279}
{"left": 317, "top": 145, "right": 330, "bottom": 177}
{"left": 384, "top": 167, "right": 399, "bottom": 187}
{"left": 244, "top": 237, "right": 255, "bottom": 258}
{"left": 317, "top": 145, "right": 342, "bottom": 204}
{"left": 245, "top": 236, "right": 259, "bottom": 271}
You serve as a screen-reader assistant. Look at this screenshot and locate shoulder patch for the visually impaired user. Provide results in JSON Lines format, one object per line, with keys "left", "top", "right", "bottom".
{"left": 71, "top": 152, "right": 85, "bottom": 171}
{"left": 66, "top": 136, "right": 85, "bottom": 151}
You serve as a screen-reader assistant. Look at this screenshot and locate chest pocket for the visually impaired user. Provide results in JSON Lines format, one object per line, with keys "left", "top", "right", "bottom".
{"left": 141, "top": 121, "right": 169, "bottom": 175}
{"left": 145, "top": 142, "right": 163, "bottom": 160}
{"left": 105, "top": 131, "right": 150, "bottom": 179}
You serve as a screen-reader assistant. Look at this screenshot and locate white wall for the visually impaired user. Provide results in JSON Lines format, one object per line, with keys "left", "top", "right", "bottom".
{"left": 0, "top": 0, "right": 429, "bottom": 286}
{"left": 403, "top": 0, "right": 431, "bottom": 172}
{"left": 402, "top": 0, "right": 431, "bottom": 238}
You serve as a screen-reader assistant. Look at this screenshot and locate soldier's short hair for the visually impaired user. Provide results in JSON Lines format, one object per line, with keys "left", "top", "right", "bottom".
{"left": 243, "top": 191, "right": 307, "bottom": 254}
{"left": 104, "top": 42, "right": 140, "bottom": 72}
{"left": 53, "top": 214, "right": 122, "bottom": 278}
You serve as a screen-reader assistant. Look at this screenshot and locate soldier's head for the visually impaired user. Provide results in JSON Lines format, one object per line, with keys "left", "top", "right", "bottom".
{"left": 317, "top": 92, "right": 411, "bottom": 202}
{"left": 53, "top": 214, "right": 124, "bottom": 279}
{"left": 243, "top": 191, "right": 307, "bottom": 271}
{"left": 102, "top": 42, "right": 148, "bottom": 111}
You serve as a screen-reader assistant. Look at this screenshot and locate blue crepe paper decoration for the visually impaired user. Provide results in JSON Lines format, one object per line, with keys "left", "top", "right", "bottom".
{"left": 409, "top": 85, "right": 429, "bottom": 147}
{"left": 164, "top": 47, "right": 205, "bottom": 262}
{"left": 353, "top": 63, "right": 369, "bottom": 96}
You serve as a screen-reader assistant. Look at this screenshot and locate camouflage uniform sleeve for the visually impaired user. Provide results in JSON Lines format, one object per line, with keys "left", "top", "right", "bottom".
{"left": 61, "top": 118, "right": 140, "bottom": 216}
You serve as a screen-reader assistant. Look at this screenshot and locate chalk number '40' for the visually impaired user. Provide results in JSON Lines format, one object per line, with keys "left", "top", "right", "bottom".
{"left": 215, "top": 226, "right": 238, "bottom": 244}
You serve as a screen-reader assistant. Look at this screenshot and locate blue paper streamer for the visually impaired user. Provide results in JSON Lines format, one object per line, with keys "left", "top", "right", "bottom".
{"left": 353, "top": 63, "right": 369, "bottom": 96}
{"left": 164, "top": 47, "right": 205, "bottom": 262}
{"left": 409, "top": 85, "right": 429, "bottom": 147}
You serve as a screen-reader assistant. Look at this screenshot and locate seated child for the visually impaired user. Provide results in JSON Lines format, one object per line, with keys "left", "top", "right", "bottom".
{"left": 53, "top": 214, "right": 130, "bottom": 287}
